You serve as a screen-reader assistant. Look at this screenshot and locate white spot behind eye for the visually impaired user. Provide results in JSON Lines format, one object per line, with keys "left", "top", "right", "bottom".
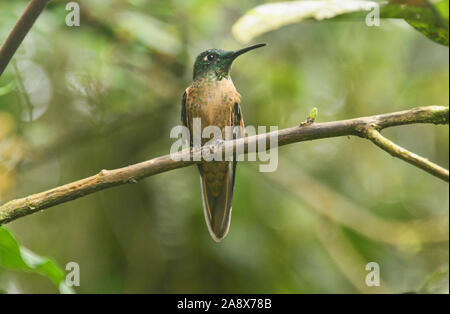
{"left": 203, "top": 55, "right": 209, "bottom": 61}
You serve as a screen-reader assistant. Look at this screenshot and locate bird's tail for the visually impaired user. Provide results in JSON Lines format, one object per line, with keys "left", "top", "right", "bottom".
{"left": 198, "top": 162, "right": 236, "bottom": 242}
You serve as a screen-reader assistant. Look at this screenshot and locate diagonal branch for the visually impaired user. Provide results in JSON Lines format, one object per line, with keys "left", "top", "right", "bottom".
{"left": 364, "top": 127, "right": 449, "bottom": 181}
{"left": 0, "top": 0, "right": 50, "bottom": 76}
{"left": 0, "top": 106, "right": 448, "bottom": 225}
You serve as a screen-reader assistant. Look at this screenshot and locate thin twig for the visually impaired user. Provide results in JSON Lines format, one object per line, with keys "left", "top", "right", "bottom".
{"left": 0, "top": 0, "right": 50, "bottom": 76}
{"left": 364, "top": 127, "right": 449, "bottom": 181}
{"left": 0, "top": 106, "right": 448, "bottom": 225}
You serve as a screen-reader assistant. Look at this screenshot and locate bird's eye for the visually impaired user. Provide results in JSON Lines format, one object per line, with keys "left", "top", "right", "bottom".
{"left": 207, "top": 54, "right": 215, "bottom": 61}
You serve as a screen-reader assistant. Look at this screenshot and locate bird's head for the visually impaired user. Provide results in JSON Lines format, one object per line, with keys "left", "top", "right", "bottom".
{"left": 193, "top": 43, "right": 266, "bottom": 80}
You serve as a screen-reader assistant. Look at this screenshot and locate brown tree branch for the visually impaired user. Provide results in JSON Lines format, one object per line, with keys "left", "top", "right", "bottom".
{"left": 364, "top": 127, "right": 449, "bottom": 181}
{"left": 0, "top": 106, "right": 448, "bottom": 225}
{"left": 0, "top": 0, "right": 50, "bottom": 76}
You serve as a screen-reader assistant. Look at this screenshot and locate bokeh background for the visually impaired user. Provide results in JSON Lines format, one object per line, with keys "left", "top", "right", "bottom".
{"left": 0, "top": 0, "right": 448, "bottom": 293}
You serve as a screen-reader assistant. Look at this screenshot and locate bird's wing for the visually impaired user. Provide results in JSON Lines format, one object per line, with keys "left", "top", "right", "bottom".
{"left": 181, "top": 90, "right": 188, "bottom": 129}
{"left": 231, "top": 101, "right": 244, "bottom": 187}
{"left": 181, "top": 89, "right": 193, "bottom": 147}
{"left": 232, "top": 101, "right": 244, "bottom": 139}
{"left": 198, "top": 101, "right": 244, "bottom": 242}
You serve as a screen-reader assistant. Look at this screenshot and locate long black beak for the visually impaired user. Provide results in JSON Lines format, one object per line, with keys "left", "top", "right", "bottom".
{"left": 230, "top": 43, "right": 266, "bottom": 59}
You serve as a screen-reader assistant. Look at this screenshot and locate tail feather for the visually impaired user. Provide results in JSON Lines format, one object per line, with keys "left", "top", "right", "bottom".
{"left": 199, "top": 162, "right": 236, "bottom": 242}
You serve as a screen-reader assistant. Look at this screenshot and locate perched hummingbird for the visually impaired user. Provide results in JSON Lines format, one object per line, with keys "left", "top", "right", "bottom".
{"left": 181, "top": 43, "right": 266, "bottom": 242}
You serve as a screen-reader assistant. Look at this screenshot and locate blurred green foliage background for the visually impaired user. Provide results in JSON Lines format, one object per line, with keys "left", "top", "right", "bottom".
{"left": 0, "top": 0, "right": 448, "bottom": 293}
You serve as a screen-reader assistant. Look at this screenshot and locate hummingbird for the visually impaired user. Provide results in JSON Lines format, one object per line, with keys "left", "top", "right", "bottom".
{"left": 181, "top": 43, "right": 266, "bottom": 242}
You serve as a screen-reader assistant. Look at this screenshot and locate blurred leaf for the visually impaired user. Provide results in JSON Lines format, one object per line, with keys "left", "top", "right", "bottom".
{"left": 232, "top": 1, "right": 380, "bottom": 43}
{"left": 417, "top": 268, "right": 449, "bottom": 293}
{"left": 0, "top": 82, "right": 14, "bottom": 96}
{"left": 116, "top": 11, "right": 181, "bottom": 55}
{"left": 392, "top": 0, "right": 449, "bottom": 46}
{"left": 0, "top": 112, "right": 15, "bottom": 139}
{"left": 0, "top": 227, "right": 74, "bottom": 294}
{"left": 232, "top": 0, "right": 449, "bottom": 45}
